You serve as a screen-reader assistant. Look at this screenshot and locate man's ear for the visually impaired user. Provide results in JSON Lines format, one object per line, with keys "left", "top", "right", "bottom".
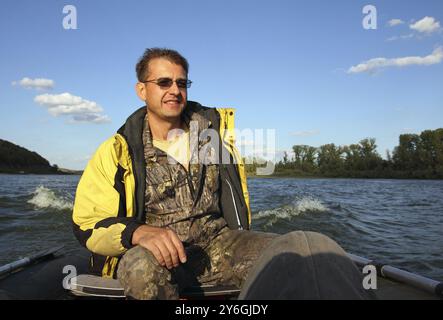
{"left": 135, "top": 82, "right": 147, "bottom": 101}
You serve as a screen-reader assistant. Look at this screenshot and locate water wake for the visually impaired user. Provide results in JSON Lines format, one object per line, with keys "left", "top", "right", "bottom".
{"left": 27, "top": 186, "right": 73, "bottom": 211}
{"left": 255, "top": 197, "right": 328, "bottom": 226}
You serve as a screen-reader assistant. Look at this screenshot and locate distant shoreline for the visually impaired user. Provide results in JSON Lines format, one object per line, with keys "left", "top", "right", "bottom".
{"left": 0, "top": 138, "right": 84, "bottom": 175}
{"left": 0, "top": 169, "right": 83, "bottom": 175}
{"left": 247, "top": 173, "right": 443, "bottom": 180}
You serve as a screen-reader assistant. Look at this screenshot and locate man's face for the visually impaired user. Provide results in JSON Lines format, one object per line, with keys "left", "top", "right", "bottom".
{"left": 136, "top": 58, "right": 188, "bottom": 122}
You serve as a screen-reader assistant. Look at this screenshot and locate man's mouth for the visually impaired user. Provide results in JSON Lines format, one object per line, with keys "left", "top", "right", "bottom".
{"left": 163, "top": 100, "right": 181, "bottom": 107}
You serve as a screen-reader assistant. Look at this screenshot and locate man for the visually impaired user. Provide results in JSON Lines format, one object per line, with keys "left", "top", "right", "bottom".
{"left": 73, "top": 48, "right": 372, "bottom": 300}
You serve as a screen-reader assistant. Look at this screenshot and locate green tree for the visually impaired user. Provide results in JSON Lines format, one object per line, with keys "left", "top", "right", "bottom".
{"left": 283, "top": 151, "right": 289, "bottom": 165}
{"left": 392, "top": 134, "right": 421, "bottom": 171}
{"left": 301, "top": 145, "right": 317, "bottom": 172}
{"left": 292, "top": 145, "right": 303, "bottom": 167}
{"left": 343, "top": 144, "right": 362, "bottom": 171}
{"left": 359, "top": 138, "right": 382, "bottom": 170}
{"left": 316, "top": 143, "right": 344, "bottom": 175}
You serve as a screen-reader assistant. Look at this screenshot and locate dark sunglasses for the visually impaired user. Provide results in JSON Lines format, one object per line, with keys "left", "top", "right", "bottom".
{"left": 142, "top": 77, "right": 192, "bottom": 89}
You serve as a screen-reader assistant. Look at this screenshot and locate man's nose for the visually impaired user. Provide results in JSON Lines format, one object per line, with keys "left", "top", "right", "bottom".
{"left": 168, "top": 81, "right": 181, "bottom": 95}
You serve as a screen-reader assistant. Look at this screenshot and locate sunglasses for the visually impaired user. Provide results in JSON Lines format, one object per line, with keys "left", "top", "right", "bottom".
{"left": 142, "top": 77, "right": 192, "bottom": 89}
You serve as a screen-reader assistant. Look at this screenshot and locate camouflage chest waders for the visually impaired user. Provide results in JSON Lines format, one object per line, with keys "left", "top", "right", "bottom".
{"left": 117, "top": 110, "right": 277, "bottom": 299}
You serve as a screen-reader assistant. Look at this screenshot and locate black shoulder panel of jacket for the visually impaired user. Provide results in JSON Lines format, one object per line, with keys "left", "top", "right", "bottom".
{"left": 201, "top": 105, "right": 221, "bottom": 130}
{"left": 117, "top": 106, "right": 147, "bottom": 223}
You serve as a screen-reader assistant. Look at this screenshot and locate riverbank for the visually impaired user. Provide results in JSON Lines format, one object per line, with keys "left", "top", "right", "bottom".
{"left": 0, "top": 168, "right": 83, "bottom": 175}
{"left": 247, "top": 168, "right": 443, "bottom": 180}
{"left": 247, "top": 174, "right": 443, "bottom": 180}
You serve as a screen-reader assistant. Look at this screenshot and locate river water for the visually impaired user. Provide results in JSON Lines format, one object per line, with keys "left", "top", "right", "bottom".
{"left": 0, "top": 174, "right": 442, "bottom": 281}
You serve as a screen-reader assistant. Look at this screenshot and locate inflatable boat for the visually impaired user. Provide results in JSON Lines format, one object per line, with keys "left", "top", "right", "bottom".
{"left": 0, "top": 246, "right": 441, "bottom": 300}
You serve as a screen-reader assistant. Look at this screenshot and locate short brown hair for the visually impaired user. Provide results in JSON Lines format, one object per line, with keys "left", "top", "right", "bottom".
{"left": 136, "top": 48, "right": 189, "bottom": 82}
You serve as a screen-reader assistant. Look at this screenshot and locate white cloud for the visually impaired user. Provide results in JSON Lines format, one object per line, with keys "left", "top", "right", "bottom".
{"left": 69, "top": 113, "right": 111, "bottom": 124}
{"left": 12, "top": 77, "right": 54, "bottom": 90}
{"left": 348, "top": 46, "right": 443, "bottom": 74}
{"left": 34, "top": 92, "right": 111, "bottom": 124}
{"left": 385, "top": 33, "right": 414, "bottom": 42}
{"left": 410, "top": 16, "right": 441, "bottom": 33}
{"left": 290, "top": 130, "right": 320, "bottom": 137}
{"left": 34, "top": 93, "right": 102, "bottom": 115}
{"left": 388, "top": 19, "right": 404, "bottom": 27}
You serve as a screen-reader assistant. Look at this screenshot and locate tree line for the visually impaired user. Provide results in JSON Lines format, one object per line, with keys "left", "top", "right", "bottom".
{"left": 0, "top": 139, "right": 59, "bottom": 174}
{"left": 245, "top": 128, "right": 443, "bottom": 179}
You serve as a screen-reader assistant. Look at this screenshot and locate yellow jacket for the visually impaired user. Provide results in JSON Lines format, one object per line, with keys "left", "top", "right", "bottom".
{"left": 72, "top": 102, "right": 251, "bottom": 278}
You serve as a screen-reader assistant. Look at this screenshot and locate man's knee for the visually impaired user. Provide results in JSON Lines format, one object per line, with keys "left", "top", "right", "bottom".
{"left": 239, "top": 231, "right": 373, "bottom": 299}
{"left": 117, "top": 246, "right": 178, "bottom": 299}
{"left": 281, "top": 231, "right": 346, "bottom": 256}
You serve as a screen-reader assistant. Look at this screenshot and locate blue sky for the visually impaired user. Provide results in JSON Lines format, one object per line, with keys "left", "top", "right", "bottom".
{"left": 1, "top": 0, "right": 442, "bottom": 170}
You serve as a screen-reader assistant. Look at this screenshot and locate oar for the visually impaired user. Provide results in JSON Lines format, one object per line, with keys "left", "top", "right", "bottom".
{"left": 347, "top": 252, "right": 443, "bottom": 298}
{"left": 0, "top": 245, "right": 65, "bottom": 278}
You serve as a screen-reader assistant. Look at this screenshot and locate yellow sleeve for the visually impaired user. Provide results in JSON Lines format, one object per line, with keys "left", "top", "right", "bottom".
{"left": 72, "top": 135, "right": 142, "bottom": 257}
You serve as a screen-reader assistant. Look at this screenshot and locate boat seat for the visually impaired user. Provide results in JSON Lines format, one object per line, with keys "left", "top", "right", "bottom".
{"left": 69, "top": 274, "right": 240, "bottom": 299}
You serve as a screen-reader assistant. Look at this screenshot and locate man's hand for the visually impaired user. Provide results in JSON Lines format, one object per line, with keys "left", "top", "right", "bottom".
{"left": 131, "top": 225, "right": 187, "bottom": 269}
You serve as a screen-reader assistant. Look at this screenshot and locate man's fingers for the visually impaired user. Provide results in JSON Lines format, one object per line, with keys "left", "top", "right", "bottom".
{"left": 154, "top": 240, "right": 174, "bottom": 269}
{"left": 147, "top": 243, "right": 165, "bottom": 267}
{"left": 168, "top": 230, "right": 187, "bottom": 263}
{"left": 137, "top": 227, "right": 187, "bottom": 268}
{"left": 162, "top": 236, "right": 180, "bottom": 267}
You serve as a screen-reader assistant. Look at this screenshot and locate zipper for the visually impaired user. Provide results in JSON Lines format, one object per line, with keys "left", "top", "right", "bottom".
{"left": 225, "top": 178, "right": 243, "bottom": 230}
